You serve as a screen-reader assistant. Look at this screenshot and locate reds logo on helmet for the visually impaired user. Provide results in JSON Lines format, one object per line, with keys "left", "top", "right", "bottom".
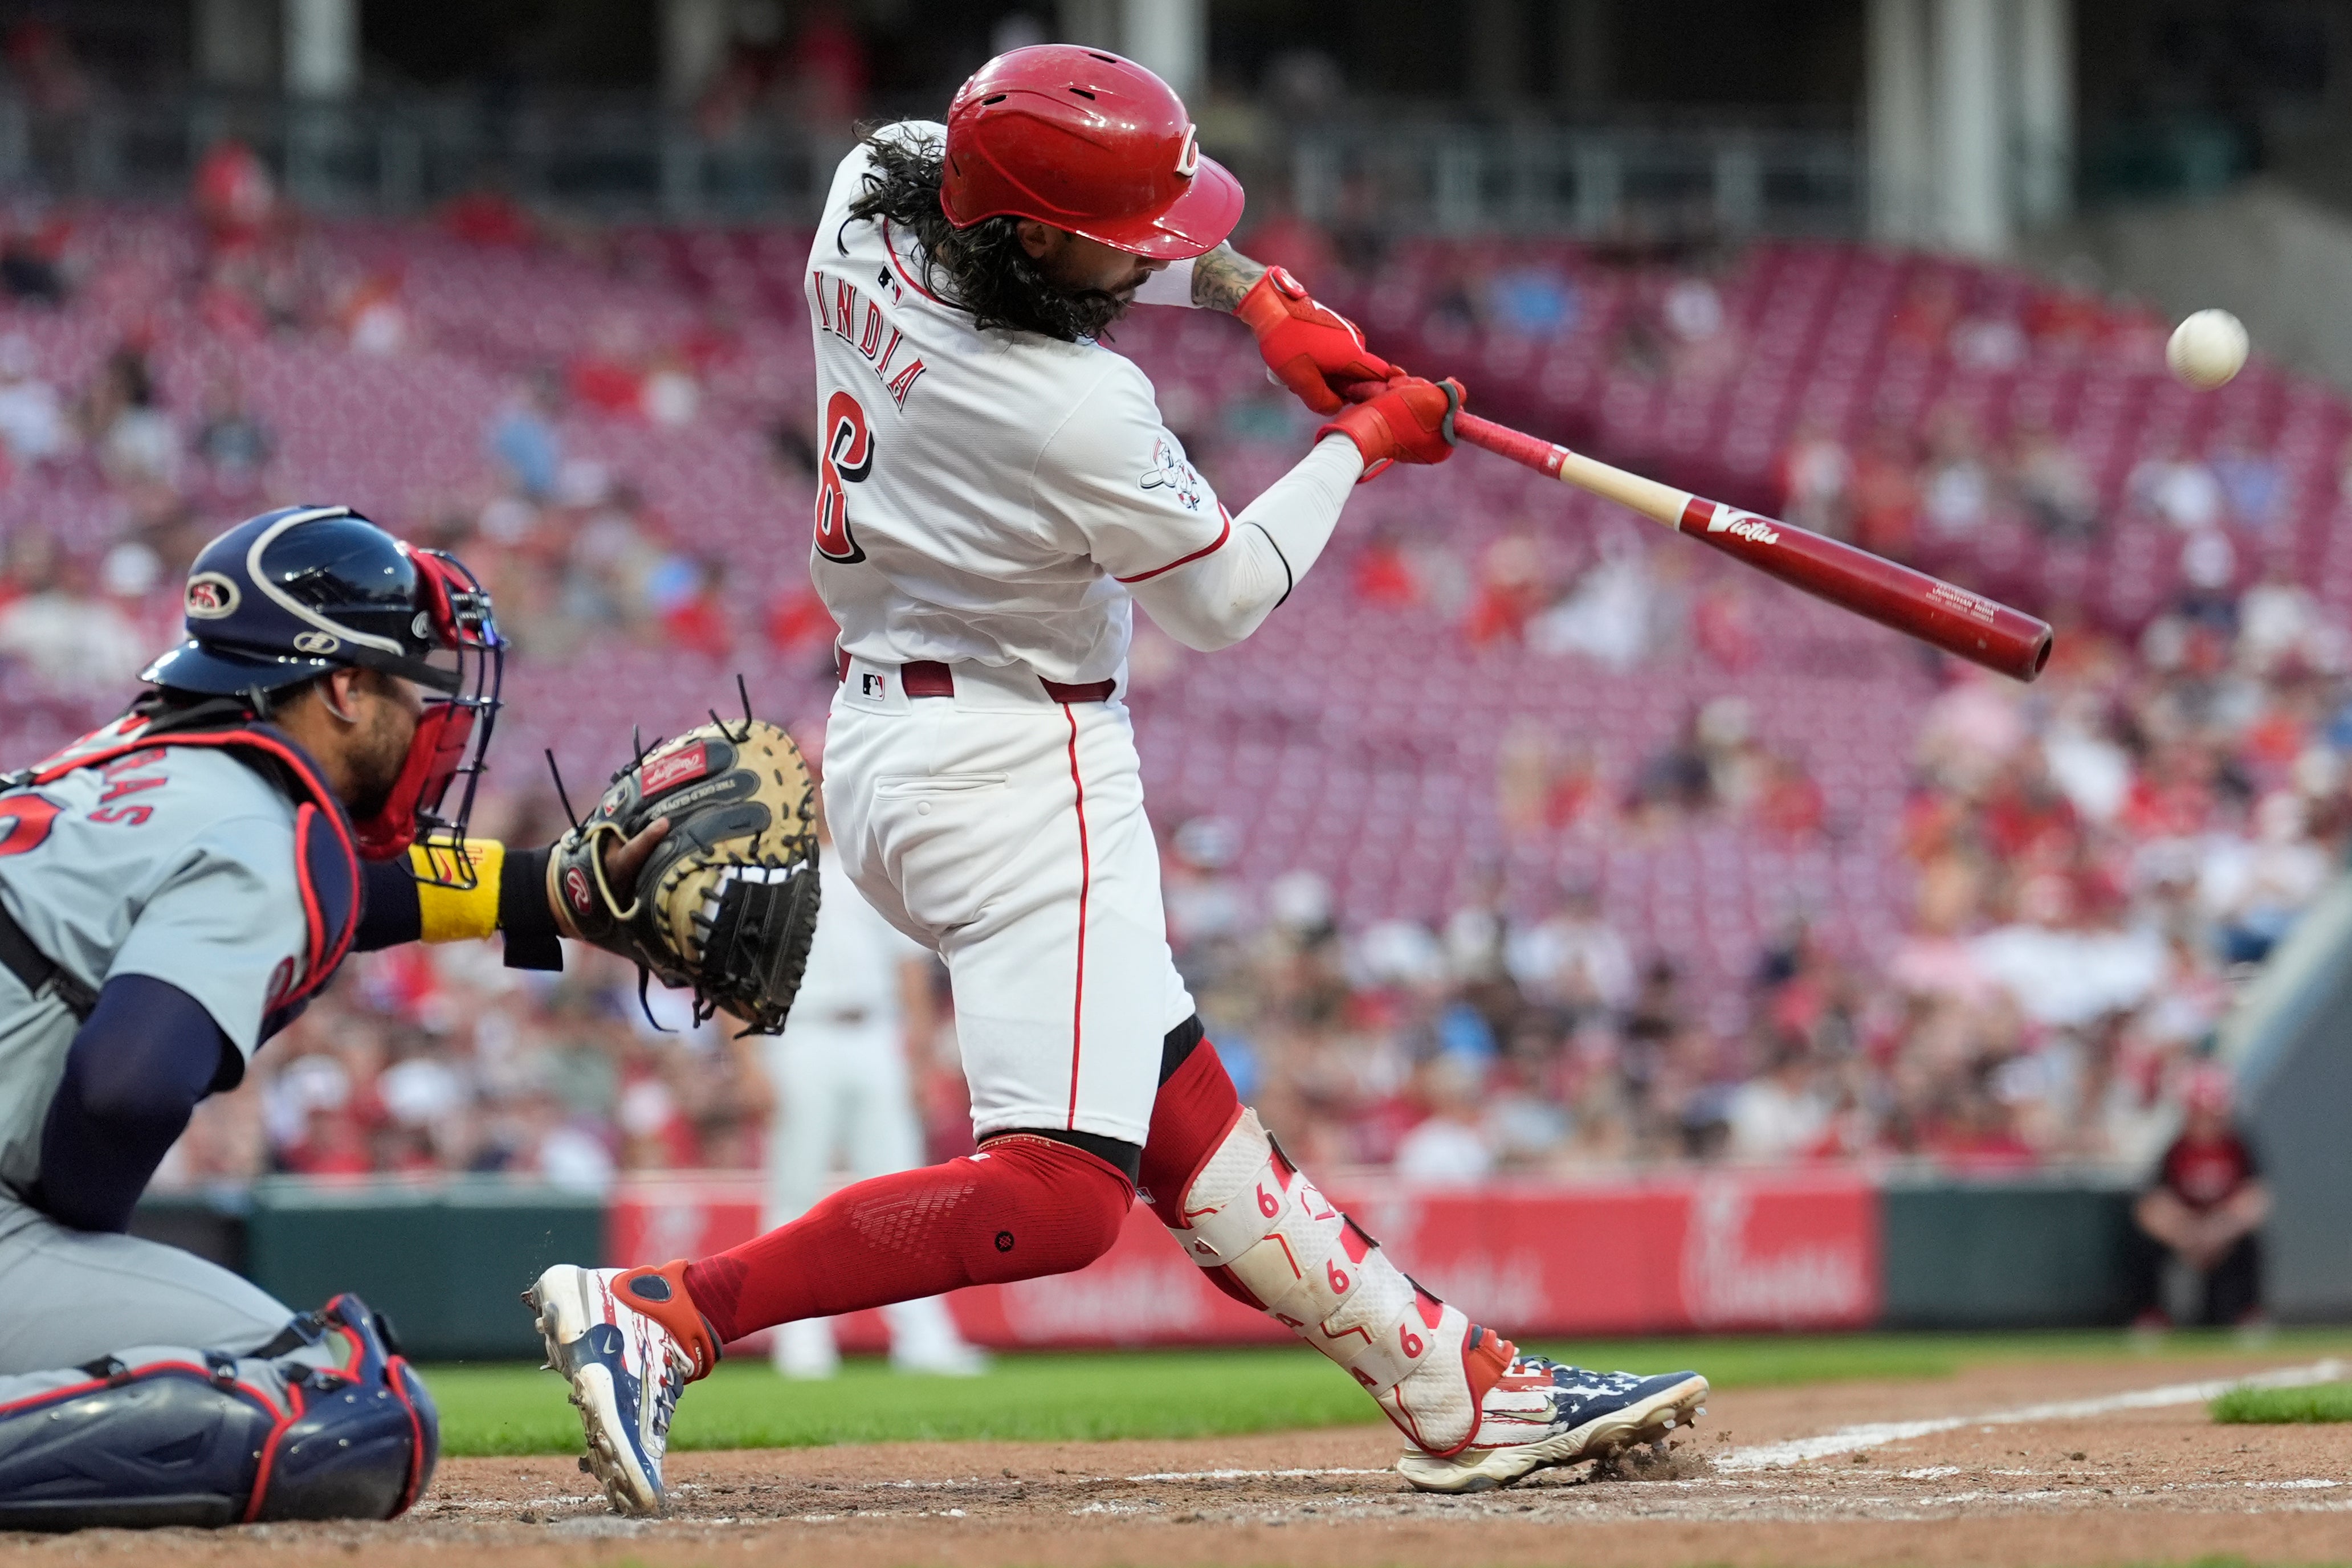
{"left": 939, "top": 45, "right": 1242, "bottom": 260}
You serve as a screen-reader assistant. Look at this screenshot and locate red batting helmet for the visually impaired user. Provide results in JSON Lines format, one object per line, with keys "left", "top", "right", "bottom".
{"left": 940, "top": 44, "right": 1244, "bottom": 260}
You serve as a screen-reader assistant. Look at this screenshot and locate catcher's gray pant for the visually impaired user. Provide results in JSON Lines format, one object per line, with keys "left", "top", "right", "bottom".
{"left": 0, "top": 1197, "right": 437, "bottom": 1528}
{"left": 0, "top": 1191, "right": 294, "bottom": 1378}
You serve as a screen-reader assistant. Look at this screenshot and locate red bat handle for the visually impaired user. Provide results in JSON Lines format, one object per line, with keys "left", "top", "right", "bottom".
{"left": 1455, "top": 410, "right": 1569, "bottom": 473}
{"left": 1442, "top": 408, "right": 2054, "bottom": 682}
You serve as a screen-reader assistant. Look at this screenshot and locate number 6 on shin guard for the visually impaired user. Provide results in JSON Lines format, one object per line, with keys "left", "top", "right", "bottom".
{"left": 1161, "top": 1106, "right": 1507, "bottom": 1455}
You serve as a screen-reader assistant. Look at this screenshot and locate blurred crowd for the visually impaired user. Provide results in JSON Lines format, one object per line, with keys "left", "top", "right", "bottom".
{"left": 0, "top": 327, "right": 795, "bottom": 699}
{"left": 162, "top": 936, "right": 784, "bottom": 1195}
{"left": 0, "top": 333, "right": 250, "bottom": 695}
{"left": 0, "top": 151, "right": 844, "bottom": 708}
{"left": 1163, "top": 567, "right": 2350, "bottom": 1179}
{"left": 0, "top": 172, "right": 2341, "bottom": 1193}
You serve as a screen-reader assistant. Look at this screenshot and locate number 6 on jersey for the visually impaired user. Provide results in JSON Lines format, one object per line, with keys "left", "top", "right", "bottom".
{"left": 815, "top": 389, "right": 874, "bottom": 564}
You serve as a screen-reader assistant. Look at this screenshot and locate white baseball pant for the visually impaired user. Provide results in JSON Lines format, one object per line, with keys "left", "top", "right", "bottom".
{"left": 822, "top": 656, "right": 1193, "bottom": 1150}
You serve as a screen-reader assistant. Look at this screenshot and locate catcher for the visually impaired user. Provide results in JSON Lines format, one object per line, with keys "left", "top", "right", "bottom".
{"left": 0, "top": 505, "right": 816, "bottom": 1529}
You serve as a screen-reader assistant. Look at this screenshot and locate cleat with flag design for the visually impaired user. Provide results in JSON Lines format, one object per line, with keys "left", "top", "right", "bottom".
{"left": 1395, "top": 1350, "right": 1709, "bottom": 1494}
{"left": 523, "top": 1261, "right": 719, "bottom": 1516}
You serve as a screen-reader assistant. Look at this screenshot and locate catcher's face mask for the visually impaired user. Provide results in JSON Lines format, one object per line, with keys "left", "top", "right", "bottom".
{"left": 352, "top": 547, "right": 503, "bottom": 875}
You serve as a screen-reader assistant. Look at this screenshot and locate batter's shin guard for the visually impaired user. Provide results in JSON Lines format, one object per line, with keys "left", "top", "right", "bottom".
{"left": 1139, "top": 1026, "right": 1510, "bottom": 1456}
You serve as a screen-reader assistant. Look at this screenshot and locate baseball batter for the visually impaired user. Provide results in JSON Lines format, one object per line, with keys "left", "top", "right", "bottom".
{"left": 0, "top": 506, "right": 660, "bottom": 1528}
{"left": 530, "top": 45, "right": 1705, "bottom": 1514}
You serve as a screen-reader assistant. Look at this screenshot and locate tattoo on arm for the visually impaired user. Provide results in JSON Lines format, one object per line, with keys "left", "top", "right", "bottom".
{"left": 1191, "top": 243, "right": 1268, "bottom": 313}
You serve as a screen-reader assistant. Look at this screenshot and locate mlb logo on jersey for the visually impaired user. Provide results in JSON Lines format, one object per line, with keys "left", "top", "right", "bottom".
{"left": 860, "top": 672, "right": 888, "bottom": 699}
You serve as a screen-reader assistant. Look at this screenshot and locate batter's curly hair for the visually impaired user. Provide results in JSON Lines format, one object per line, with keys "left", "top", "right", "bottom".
{"left": 845, "top": 126, "right": 1128, "bottom": 344}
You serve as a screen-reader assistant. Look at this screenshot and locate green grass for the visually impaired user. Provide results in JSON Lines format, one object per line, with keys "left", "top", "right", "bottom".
{"left": 425, "top": 1327, "right": 2352, "bottom": 1458}
{"left": 430, "top": 1348, "right": 1377, "bottom": 1457}
{"left": 2212, "top": 1381, "right": 2352, "bottom": 1424}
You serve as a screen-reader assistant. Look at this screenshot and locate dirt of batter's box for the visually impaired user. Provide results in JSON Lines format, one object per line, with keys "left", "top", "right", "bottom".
{"left": 11, "top": 1348, "right": 2352, "bottom": 1568}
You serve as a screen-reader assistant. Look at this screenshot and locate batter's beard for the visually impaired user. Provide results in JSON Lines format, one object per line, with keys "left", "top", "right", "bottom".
{"left": 1054, "top": 286, "right": 1131, "bottom": 341}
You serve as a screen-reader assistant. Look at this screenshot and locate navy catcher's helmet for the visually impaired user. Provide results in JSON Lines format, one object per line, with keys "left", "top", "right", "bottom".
{"left": 141, "top": 505, "right": 504, "bottom": 865}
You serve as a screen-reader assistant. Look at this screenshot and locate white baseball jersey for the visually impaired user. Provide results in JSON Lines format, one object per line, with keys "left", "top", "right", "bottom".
{"left": 805, "top": 121, "right": 1230, "bottom": 688}
{"left": 804, "top": 126, "right": 1359, "bottom": 1148}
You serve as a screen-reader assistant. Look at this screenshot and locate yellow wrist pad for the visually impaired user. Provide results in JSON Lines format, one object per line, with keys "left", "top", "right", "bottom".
{"left": 409, "top": 837, "right": 506, "bottom": 943}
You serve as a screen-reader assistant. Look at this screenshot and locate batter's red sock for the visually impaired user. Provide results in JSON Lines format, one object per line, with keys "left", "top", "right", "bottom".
{"left": 1139, "top": 1038, "right": 1269, "bottom": 1310}
{"left": 681, "top": 1135, "right": 1132, "bottom": 1345}
{"left": 1139, "top": 1039, "right": 1245, "bottom": 1228}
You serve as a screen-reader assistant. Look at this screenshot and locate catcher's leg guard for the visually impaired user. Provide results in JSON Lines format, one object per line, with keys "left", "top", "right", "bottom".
{"left": 0, "top": 1294, "right": 437, "bottom": 1531}
{"left": 1141, "top": 1030, "right": 1508, "bottom": 1456}
{"left": 248, "top": 1293, "right": 438, "bottom": 1522}
{"left": 0, "top": 1358, "right": 278, "bottom": 1529}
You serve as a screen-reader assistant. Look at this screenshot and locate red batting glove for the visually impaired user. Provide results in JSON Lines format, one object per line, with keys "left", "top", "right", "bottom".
{"left": 1235, "top": 266, "right": 1395, "bottom": 415}
{"left": 1317, "top": 374, "right": 1464, "bottom": 480}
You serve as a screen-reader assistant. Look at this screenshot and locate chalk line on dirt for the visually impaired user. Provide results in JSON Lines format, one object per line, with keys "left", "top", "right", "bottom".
{"left": 1714, "top": 1357, "right": 2347, "bottom": 1471}
{"left": 1070, "top": 1360, "right": 2346, "bottom": 1487}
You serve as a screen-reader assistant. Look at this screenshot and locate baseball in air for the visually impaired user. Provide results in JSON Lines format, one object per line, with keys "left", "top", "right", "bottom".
{"left": 2167, "top": 309, "right": 2249, "bottom": 390}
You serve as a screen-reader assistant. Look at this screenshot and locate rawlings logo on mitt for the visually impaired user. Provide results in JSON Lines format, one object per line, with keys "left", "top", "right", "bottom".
{"left": 548, "top": 716, "right": 820, "bottom": 1034}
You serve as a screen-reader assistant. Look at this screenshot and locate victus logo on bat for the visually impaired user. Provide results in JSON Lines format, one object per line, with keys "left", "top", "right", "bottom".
{"left": 1707, "top": 508, "right": 1782, "bottom": 546}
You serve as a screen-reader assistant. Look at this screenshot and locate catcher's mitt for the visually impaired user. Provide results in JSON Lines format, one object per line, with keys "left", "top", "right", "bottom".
{"left": 549, "top": 716, "right": 820, "bottom": 1034}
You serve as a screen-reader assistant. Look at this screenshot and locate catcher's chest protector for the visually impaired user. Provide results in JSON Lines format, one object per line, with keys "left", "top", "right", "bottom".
{"left": 18, "top": 714, "right": 361, "bottom": 1033}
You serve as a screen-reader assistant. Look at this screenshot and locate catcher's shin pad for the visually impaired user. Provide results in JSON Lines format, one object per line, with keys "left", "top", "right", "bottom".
{"left": 551, "top": 716, "right": 820, "bottom": 1032}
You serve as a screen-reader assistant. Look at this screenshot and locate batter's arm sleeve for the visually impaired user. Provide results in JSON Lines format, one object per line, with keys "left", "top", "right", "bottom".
{"left": 1122, "top": 245, "right": 1265, "bottom": 312}
{"left": 1126, "top": 434, "right": 1365, "bottom": 651}
{"left": 32, "top": 975, "right": 231, "bottom": 1234}
{"left": 1131, "top": 257, "right": 1196, "bottom": 308}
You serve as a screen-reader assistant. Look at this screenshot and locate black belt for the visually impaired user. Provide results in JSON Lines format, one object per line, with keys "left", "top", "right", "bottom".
{"left": 0, "top": 902, "right": 96, "bottom": 1022}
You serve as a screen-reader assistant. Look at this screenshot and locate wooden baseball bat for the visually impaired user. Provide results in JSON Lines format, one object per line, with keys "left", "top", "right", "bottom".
{"left": 1351, "top": 385, "right": 2054, "bottom": 681}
